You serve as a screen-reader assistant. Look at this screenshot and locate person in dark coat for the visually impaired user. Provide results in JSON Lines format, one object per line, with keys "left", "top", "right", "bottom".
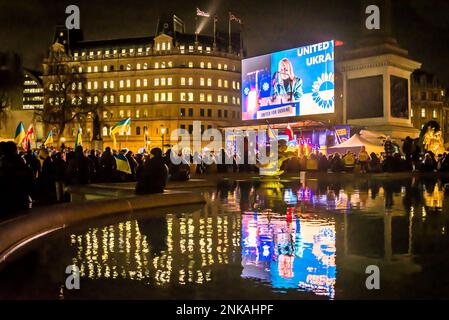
{"left": 52, "top": 152, "right": 67, "bottom": 202}
{"left": 136, "top": 148, "right": 168, "bottom": 194}
{"left": 66, "top": 146, "right": 90, "bottom": 185}
{"left": 87, "top": 150, "right": 100, "bottom": 183}
{"left": 99, "top": 146, "right": 116, "bottom": 182}
{"left": 0, "top": 141, "right": 35, "bottom": 217}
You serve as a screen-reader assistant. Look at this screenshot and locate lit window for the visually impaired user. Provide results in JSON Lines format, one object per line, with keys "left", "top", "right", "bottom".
{"left": 136, "top": 63, "right": 141, "bottom": 70}
{"left": 218, "top": 79, "right": 222, "bottom": 87}
{"left": 421, "top": 108, "right": 426, "bottom": 118}
{"left": 126, "top": 79, "right": 131, "bottom": 88}
{"left": 237, "top": 82, "right": 240, "bottom": 90}
{"left": 110, "top": 95, "right": 115, "bottom": 104}
{"left": 87, "top": 82, "right": 92, "bottom": 90}
{"left": 143, "top": 63, "right": 148, "bottom": 70}
{"left": 94, "top": 66, "right": 98, "bottom": 72}
{"left": 161, "top": 78, "right": 166, "bottom": 86}
{"left": 120, "top": 110, "right": 125, "bottom": 118}
{"left": 167, "top": 92, "right": 172, "bottom": 101}
{"left": 207, "top": 62, "right": 212, "bottom": 69}
{"left": 218, "top": 95, "right": 222, "bottom": 103}
{"left": 109, "top": 80, "right": 114, "bottom": 88}
{"left": 200, "top": 93, "right": 205, "bottom": 102}
{"left": 188, "top": 77, "right": 193, "bottom": 86}
{"left": 143, "top": 79, "right": 148, "bottom": 87}
{"left": 154, "top": 78, "right": 159, "bottom": 86}
{"left": 127, "top": 110, "right": 131, "bottom": 117}
{"left": 87, "top": 66, "right": 92, "bottom": 73}
{"left": 103, "top": 126, "right": 108, "bottom": 136}
{"left": 156, "top": 43, "right": 160, "bottom": 51}
{"left": 161, "top": 93, "right": 166, "bottom": 102}
{"left": 155, "top": 62, "right": 159, "bottom": 69}
{"left": 126, "top": 95, "right": 131, "bottom": 103}
{"left": 232, "top": 96, "right": 236, "bottom": 104}
{"left": 136, "top": 94, "right": 141, "bottom": 103}
{"left": 136, "top": 79, "right": 141, "bottom": 87}
{"left": 207, "top": 94, "right": 212, "bottom": 102}
{"left": 180, "top": 45, "right": 185, "bottom": 54}
{"left": 198, "top": 46, "right": 202, "bottom": 52}
{"left": 143, "top": 94, "right": 148, "bottom": 103}
{"left": 218, "top": 63, "right": 222, "bottom": 70}
{"left": 200, "top": 78, "right": 205, "bottom": 86}
{"left": 78, "top": 66, "right": 82, "bottom": 73}
{"left": 136, "top": 110, "right": 140, "bottom": 118}
{"left": 167, "top": 77, "right": 172, "bottom": 85}
{"left": 180, "top": 92, "right": 186, "bottom": 101}
{"left": 433, "top": 109, "right": 438, "bottom": 118}
{"left": 224, "top": 64, "right": 228, "bottom": 70}
{"left": 103, "top": 81, "right": 108, "bottom": 89}
{"left": 180, "top": 77, "right": 186, "bottom": 86}
{"left": 120, "top": 95, "right": 124, "bottom": 103}
{"left": 207, "top": 78, "right": 212, "bottom": 87}
{"left": 224, "top": 80, "right": 228, "bottom": 88}
{"left": 232, "top": 81, "right": 236, "bottom": 89}
{"left": 119, "top": 80, "right": 124, "bottom": 88}
{"left": 103, "top": 111, "right": 108, "bottom": 119}
{"left": 188, "top": 92, "right": 194, "bottom": 102}
{"left": 188, "top": 61, "right": 193, "bottom": 68}
{"left": 206, "top": 47, "right": 211, "bottom": 52}
{"left": 154, "top": 93, "right": 159, "bottom": 102}
{"left": 168, "top": 61, "right": 173, "bottom": 68}
{"left": 200, "top": 62, "right": 205, "bottom": 68}
{"left": 103, "top": 65, "right": 108, "bottom": 72}
{"left": 162, "top": 42, "right": 166, "bottom": 51}
{"left": 189, "top": 45, "right": 194, "bottom": 52}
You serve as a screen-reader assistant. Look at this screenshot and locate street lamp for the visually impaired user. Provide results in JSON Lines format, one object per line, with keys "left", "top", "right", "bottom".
{"left": 160, "top": 126, "right": 166, "bottom": 152}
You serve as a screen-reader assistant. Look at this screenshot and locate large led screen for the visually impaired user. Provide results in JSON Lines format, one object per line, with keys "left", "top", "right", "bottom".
{"left": 242, "top": 40, "right": 335, "bottom": 120}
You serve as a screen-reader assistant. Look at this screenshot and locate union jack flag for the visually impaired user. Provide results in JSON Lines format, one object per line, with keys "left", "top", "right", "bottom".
{"left": 229, "top": 12, "right": 242, "bottom": 24}
{"left": 196, "top": 8, "right": 210, "bottom": 17}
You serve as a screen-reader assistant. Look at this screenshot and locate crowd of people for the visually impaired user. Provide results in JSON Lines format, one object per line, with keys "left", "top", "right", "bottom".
{"left": 1, "top": 136, "right": 449, "bottom": 217}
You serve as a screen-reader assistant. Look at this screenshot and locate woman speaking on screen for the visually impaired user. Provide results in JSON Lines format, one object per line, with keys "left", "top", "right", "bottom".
{"left": 271, "top": 58, "right": 303, "bottom": 102}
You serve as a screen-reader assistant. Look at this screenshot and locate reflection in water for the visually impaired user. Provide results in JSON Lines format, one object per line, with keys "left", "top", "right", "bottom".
{"left": 241, "top": 210, "right": 336, "bottom": 298}
{"left": 2, "top": 175, "right": 449, "bottom": 299}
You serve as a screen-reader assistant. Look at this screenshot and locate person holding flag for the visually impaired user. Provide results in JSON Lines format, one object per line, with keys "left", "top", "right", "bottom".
{"left": 75, "top": 127, "right": 83, "bottom": 149}
{"left": 115, "top": 149, "right": 132, "bottom": 181}
{"left": 110, "top": 118, "right": 131, "bottom": 149}
{"left": 43, "top": 130, "right": 54, "bottom": 147}
{"left": 14, "top": 121, "right": 26, "bottom": 145}
{"left": 22, "top": 124, "right": 34, "bottom": 152}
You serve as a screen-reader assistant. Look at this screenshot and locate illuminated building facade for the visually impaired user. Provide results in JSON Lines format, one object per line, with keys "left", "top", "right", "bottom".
{"left": 42, "top": 15, "right": 243, "bottom": 151}
{"left": 22, "top": 69, "right": 44, "bottom": 110}
{"left": 410, "top": 70, "right": 449, "bottom": 141}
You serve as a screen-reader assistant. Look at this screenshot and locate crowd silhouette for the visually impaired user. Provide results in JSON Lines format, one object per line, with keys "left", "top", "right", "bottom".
{"left": 1, "top": 136, "right": 449, "bottom": 218}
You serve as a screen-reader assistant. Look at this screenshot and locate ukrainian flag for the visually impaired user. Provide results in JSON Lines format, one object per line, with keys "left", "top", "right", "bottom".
{"left": 43, "top": 130, "right": 54, "bottom": 146}
{"left": 111, "top": 118, "right": 131, "bottom": 135}
{"left": 114, "top": 153, "right": 131, "bottom": 174}
{"left": 75, "top": 127, "right": 82, "bottom": 148}
{"left": 14, "top": 121, "right": 26, "bottom": 145}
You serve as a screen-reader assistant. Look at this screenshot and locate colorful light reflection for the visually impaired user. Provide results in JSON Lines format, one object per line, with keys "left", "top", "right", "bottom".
{"left": 241, "top": 210, "right": 336, "bottom": 299}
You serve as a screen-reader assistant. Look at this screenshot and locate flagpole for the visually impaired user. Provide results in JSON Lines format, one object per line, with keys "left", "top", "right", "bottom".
{"left": 195, "top": 16, "right": 199, "bottom": 45}
{"left": 228, "top": 12, "right": 232, "bottom": 53}
{"left": 239, "top": 22, "right": 243, "bottom": 56}
{"left": 213, "top": 15, "right": 217, "bottom": 50}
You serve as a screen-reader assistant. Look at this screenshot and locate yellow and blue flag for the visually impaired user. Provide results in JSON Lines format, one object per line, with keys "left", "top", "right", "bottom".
{"left": 115, "top": 153, "right": 131, "bottom": 174}
{"left": 43, "top": 130, "right": 54, "bottom": 146}
{"left": 14, "top": 121, "right": 26, "bottom": 145}
{"left": 111, "top": 118, "right": 131, "bottom": 135}
{"left": 75, "top": 127, "right": 82, "bottom": 148}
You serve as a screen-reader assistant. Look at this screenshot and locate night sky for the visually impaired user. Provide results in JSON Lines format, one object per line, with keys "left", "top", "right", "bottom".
{"left": 0, "top": 0, "right": 448, "bottom": 84}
